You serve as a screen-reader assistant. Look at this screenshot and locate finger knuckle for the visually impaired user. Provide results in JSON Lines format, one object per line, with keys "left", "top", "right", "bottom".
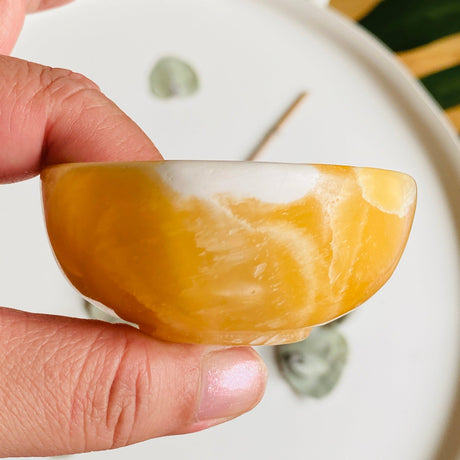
{"left": 73, "top": 334, "right": 151, "bottom": 450}
{"left": 104, "top": 344, "right": 147, "bottom": 448}
{"left": 68, "top": 333, "right": 202, "bottom": 451}
{"left": 38, "top": 67, "right": 100, "bottom": 104}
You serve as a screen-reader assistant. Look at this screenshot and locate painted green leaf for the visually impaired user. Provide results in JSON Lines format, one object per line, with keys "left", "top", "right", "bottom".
{"left": 84, "top": 300, "right": 128, "bottom": 325}
{"left": 275, "top": 327, "right": 348, "bottom": 398}
{"left": 360, "top": 0, "right": 460, "bottom": 52}
{"left": 149, "top": 56, "right": 199, "bottom": 99}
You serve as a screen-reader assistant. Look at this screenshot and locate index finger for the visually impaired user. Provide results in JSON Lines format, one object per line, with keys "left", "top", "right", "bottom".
{"left": 0, "top": 55, "right": 161, "bottom": 184}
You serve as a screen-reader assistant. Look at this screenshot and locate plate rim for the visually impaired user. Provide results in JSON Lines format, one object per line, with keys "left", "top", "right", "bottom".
{"left": 256, "top": 2, "right": 460, "bottom": 459}
{"left": 260, "top": 0, "right": 460, "bottom": 162}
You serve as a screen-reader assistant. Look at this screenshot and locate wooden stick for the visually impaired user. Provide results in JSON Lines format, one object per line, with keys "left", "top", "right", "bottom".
{"left": 246, "top": 91, "right": 308, "bottom": 161}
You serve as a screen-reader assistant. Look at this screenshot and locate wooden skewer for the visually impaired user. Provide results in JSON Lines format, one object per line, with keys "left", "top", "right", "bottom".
{"left": 246, "top": 91, "right": 308, "bottom": 161}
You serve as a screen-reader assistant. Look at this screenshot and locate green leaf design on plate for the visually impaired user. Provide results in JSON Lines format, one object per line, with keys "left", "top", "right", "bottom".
{"left": 83, "top": 300, "right": 129, "bottom": 325}
{"left": 149, "top": 56, "right": 199, "bottom": 99}
{"left": 275, "top": 327, "right": 348, "bottom": 398}
{"left": 360, "top": 0, "right": 460, "bottom": 53}
{"left": 420, "top": 64, "right": 460, "bottom": 109}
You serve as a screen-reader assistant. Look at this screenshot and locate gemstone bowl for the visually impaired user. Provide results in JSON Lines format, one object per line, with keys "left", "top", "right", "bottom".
{"left": 41, "top": 161, "right": 416, "bottom": 345}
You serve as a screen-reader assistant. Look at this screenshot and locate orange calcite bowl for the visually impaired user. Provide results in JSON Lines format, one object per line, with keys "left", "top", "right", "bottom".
{"left": 41, "top": 161, "right": 416, "bottom": 345}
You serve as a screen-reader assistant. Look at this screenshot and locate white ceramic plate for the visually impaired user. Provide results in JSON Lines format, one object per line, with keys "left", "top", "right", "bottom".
{"left": 4, "top": 0, "right": 460, "bottom": 459}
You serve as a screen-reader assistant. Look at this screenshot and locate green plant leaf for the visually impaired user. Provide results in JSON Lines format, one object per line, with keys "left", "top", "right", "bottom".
{"left": 360, "top": 0, "right": 460, "bottom": 52}
{"left": 421, "top": 64, "right": 460, "bottom": 109}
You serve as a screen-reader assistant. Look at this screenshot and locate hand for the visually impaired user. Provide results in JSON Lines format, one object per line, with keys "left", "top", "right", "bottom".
{"left": 0, "top": 1, "right": 267, "bottom": 456}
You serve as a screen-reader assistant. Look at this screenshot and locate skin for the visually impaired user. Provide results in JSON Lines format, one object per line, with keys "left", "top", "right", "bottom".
{"left": 0, "top": 1, "right": 267, "bottom": 456}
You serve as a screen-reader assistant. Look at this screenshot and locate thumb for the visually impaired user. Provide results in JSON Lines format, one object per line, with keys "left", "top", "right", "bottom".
{"left": 0, "top": 307, "right": 267, "bottom": 456}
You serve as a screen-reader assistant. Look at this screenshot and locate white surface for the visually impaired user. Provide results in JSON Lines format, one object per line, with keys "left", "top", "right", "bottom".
{"left": 2, "top": 0, "right": 459, "bottom": 459}
{"left": 156, "top": 161, "right": 320, "bottom": 203}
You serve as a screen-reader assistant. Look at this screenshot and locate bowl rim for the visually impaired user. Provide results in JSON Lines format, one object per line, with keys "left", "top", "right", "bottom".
{"left": 40, "top": 160, "right": 416, "bottom": 178}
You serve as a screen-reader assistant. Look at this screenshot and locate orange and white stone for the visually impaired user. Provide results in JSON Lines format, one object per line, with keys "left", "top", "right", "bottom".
{"left": 41, "top": 161, "right": 416, "bottom": 345}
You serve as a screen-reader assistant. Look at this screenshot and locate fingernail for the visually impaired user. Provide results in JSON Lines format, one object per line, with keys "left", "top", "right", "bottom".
{"left": 197, "top": 348, "right": 267, "bottom": 422}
